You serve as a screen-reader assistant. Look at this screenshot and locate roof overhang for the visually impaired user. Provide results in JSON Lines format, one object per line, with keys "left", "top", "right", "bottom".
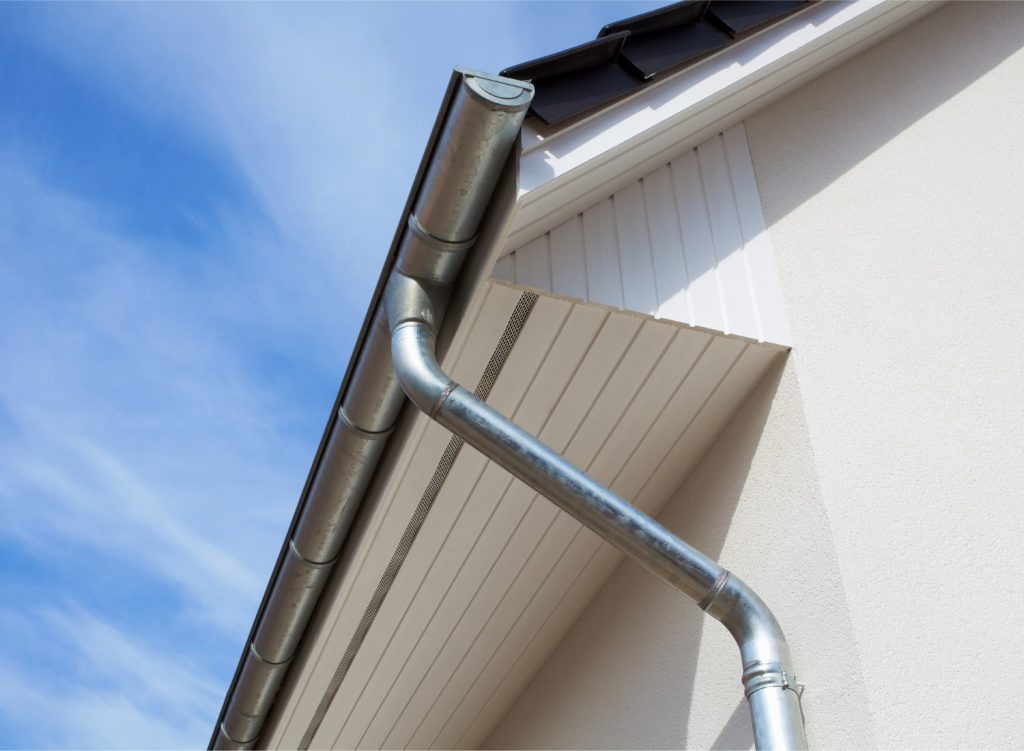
{"left": 219, "top": 2, "right": 944, "bottom": 747}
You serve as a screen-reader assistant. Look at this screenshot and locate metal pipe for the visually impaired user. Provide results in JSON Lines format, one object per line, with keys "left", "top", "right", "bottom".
{"left": 385, "top": 299, "right": 808, "bottom": 749}
{"left": 211, "top": 70, "right": 533, "bottom": 750}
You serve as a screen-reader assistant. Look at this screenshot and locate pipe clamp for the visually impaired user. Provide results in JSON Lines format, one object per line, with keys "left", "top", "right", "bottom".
{"left": 742, "top": 661, "right": 804, "bottom": 698}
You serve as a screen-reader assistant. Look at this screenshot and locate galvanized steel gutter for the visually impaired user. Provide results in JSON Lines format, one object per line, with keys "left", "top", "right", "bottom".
{"left": 213, "top": 67, "right": 807, "bottom": 750}
{"left": 211, "top": 69, "right": 534, "bottom": 750}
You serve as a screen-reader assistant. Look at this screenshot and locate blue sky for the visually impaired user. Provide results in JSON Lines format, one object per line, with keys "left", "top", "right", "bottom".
{"left": 0, "top": 2, "right": 665, "bottom": 748}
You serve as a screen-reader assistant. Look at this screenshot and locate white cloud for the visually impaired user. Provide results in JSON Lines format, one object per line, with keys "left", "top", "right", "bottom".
{"left": 0, "top": 3, "right": 668, "bottom": 745}
{"left": 0, "top": 160, "right": 304, "bottom": 638}
{"left": 0, "top": 605, "right": 221, "bottom": 748}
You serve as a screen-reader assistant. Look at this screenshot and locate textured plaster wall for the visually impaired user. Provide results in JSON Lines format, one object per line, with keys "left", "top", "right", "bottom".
{"left": 485, "top": 3, "right": 1024, "bottom": 748}
{"left": 485, "top": 359, "right": 871, "bottom": 749}
{"left": 742, "top": 2, "right": 1024, "bottom": 746}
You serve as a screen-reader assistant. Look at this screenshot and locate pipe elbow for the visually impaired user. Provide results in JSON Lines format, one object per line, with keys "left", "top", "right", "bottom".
{"left": 704, "top": 573, "right": 793, "bottom": 671}
{"left": 390, "top": 322, "right": 455, "bottom": 417}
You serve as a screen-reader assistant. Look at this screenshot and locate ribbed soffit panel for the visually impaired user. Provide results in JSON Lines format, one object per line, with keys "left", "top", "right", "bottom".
{"left": 265, "top": 280, "right": 784, "bottom": 749}
{"left": 493, "top": 123, "right": 790, "bottom": 346}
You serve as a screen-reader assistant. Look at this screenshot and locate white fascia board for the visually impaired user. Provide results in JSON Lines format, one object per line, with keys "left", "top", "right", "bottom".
{"left": 505, "top": 0, "right": 941, "bottom": 251}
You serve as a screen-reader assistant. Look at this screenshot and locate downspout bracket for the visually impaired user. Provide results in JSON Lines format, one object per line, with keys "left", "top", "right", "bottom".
{"left": 742, "top": 662, "right": 804, "bottom": 698}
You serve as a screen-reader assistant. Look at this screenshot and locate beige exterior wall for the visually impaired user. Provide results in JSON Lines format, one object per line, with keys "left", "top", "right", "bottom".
{"left": 485, "top": 3, "right": 1024, "bottom": 748}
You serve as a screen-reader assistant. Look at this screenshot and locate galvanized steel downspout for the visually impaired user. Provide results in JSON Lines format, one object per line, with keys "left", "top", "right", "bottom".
{"left": 384, "top": 284, "right": 808, "bottom": 751}
{"left": 380, "top": 99, "right": 807, "bottom": 750}
{"left": 215, "top": 68, "right": 806, "bottom": 750}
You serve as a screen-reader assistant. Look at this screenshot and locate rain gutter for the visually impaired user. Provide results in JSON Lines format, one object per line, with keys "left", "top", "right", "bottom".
{"left": 210, "top": 69, "right": 534, "bottom": 750}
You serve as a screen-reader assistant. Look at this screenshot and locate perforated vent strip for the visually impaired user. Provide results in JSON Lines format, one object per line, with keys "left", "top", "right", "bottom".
{"left": 299, "top": 290, "right": 539, "bottom": 749}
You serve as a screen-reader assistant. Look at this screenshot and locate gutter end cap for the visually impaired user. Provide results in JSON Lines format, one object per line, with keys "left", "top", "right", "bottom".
{"left": 456, "top": 67, "right": 534, "bottom": 111}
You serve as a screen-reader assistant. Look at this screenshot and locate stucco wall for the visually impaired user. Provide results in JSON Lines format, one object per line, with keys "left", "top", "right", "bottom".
{"left": 485, "top": 358, "right": 871, "bottom": 749}
{"left": 485, "top": 3, "right": 1024, "bottom": 748}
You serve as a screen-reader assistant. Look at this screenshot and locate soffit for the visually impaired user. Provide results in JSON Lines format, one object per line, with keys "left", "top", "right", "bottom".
{"left": 265, "top": 281, "right": 782, "bottom": 749}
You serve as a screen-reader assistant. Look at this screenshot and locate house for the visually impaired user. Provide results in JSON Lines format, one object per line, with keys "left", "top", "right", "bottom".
{"left": 212, "top": 1, "right": 1024, "bottom": 748}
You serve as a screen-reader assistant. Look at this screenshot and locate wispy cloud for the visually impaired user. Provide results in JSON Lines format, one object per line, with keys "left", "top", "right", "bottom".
{"left": 0, "top": 2, "right": 665, "bottom": 747}
{"left": 0, "top": 146, "right": 309, "bottom": 745}
{"left": 0, "top": 604, "right": 221, "bottom": 748}
{"left": 0, "top": 153, "right": 310, "bottom": 617}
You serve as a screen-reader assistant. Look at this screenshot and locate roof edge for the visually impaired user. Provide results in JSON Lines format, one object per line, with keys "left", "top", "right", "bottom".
{"left": 506, "top": 0, "right": 942, "bottom": 252}
{"left": 210, "top": 70, "right": 532, "bottom": 750}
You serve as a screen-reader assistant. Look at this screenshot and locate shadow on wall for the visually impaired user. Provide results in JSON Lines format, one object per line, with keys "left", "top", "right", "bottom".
{"left": 709, "top": 699, "right": 753, "bottom": 751}
{"left": 746, "top": 1, "right": 1024, "bottom": 224}
{"left": 483, "top": 356, "right": 788, "bottom": 750}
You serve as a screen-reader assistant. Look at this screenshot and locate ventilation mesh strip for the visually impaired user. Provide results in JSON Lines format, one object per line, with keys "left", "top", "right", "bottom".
{"left": 299, "top": 290, "right": 539, "bottom": 749}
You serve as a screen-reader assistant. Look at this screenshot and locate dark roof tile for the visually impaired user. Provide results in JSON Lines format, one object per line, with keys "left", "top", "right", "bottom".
{"left": 501, "top": 33, "right": 641, "bottom": 125}
{"left": 502, "top": 0, "right": 812, "bottom": 126}
{"left": 707, "top": 0, "right": 810, "bottom": 37}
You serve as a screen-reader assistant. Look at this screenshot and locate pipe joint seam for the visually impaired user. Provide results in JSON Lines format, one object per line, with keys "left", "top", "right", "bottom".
{"left": 219, "top": 722, "right": 257, "bottom": 747}
{"left": 396, "top": 214, "right": 477, "bottom": 285}
{"left": 389, "top": 321, "right": 456, "bottom": 417}
{"left": 336, "top": 405, "right": 395, "bottom": 441}
{"left": 248, "top": 641, "right": 292, "bottom": 668}
{"left": 384, "top": 272, "right": 446, "bottom": 331}
{"left": 407, "top": 213, "right": 476, "bottom": 254}
{"left": 431, "top": 381, "right": 458, "bottom": 418}
{"left": 287, "top": 539, "right": 340, "bottom": 570}
{"left": 698, "top": 569, "right": 731, "bottom": 611}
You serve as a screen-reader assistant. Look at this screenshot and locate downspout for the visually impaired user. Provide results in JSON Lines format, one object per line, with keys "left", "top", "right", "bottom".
{"left": 384, "top": 285, "right": 807, "bottom": 749}
{"left": 382, "top": 237, "right": 808, "bottom": 747}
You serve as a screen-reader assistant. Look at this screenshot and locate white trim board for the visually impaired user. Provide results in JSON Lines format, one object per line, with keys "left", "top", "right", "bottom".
{"left": 505, "top": 0, "right": 942, "bottom": 251}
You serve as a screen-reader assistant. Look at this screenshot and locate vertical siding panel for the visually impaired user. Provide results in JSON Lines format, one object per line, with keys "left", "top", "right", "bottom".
{"left": 589, "top": 329, "right": 709, "bottom": 484}
{"left": 696, "top": 135, "right": 760, "bottom": 338}
{"left": 491, "top": 254, "right": 515, "bottom": 283}
{"left": 642, "top": 164, "right": 691, "bottom": 325}
{"left": 511, "top": 236, "right": 552, "bottom": 291}
{"left": 299, "top": 288, "right": 549, "bottom": 749}
{"left": 671, "top": 151, "right": 725, "bottom": 332}
{"left": 326, "top": 450, "right": 492, "bottom": 749}
{"left": 549, "top": 216, "right": 588, "bottom": 301}
{"left": 418, "top": 322, "right": 677, "bottom": 751}
{"left": 334, "top": 306, "right": 606, "bottom": 749}
{"left": 581, "top": 198, "right": 624, "bottom": 309}
{"left": 453, "top": 541, "right": 624, "bottom": 750}
{"left": 636, "top": 345, "right": 779, "bottom": 512}
{"left": 723, "top": 124, "right": 792, "bottom": 345}
{"left": 388, "top": 485, "right": 562, "bottom": 750}
{"left": 361, "top": 469, "right": 529, "bottom": 749}
{"left": 387, "top": 320, "right": 668, "bottom": 751}
{"left": 428, "top": 511, "right": 593, "bottom": 750}
{"left": 494, "top": 128, "right": 788, "bottom": 346}
{"left": 612, "top": 182, "right": 659, "bottom": 316}
{"left": 614, "top": 334, "right": 743, "bottom": 496}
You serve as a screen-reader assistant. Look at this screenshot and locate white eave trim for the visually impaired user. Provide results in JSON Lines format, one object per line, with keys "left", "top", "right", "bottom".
{"left": 506, "top": 0, "right": 941, "bottom": 250}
